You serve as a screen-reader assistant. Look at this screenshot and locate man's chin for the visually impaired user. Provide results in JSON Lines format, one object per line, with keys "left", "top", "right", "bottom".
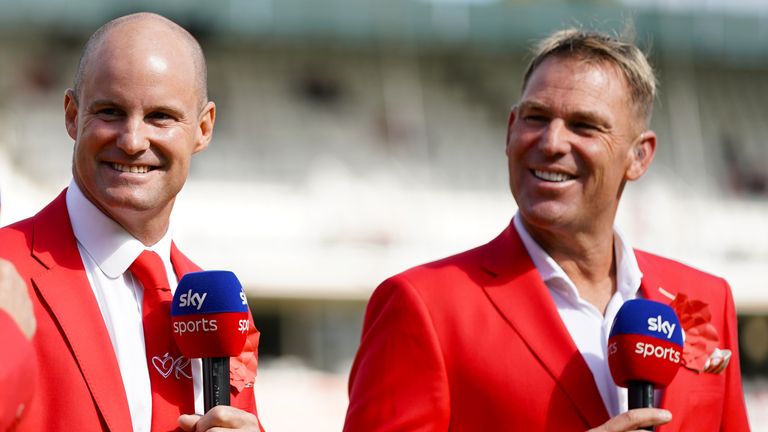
{"left": 518, "top": 205, "right": 575, "bottom": 231}
{"left": 96, "top": 192, "right": 160, "bottom": 215}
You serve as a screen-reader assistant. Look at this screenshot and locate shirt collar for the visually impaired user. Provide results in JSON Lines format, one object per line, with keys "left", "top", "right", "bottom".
{"left": 513, "top": 214, "right": 568, "bottom": 283}
{"left": 66, "top": 180, "right": 173, "bottom": 279}
{"left": 513, "top": 212, "right": 643, "bottom": 301}
{"left": 613, "top": 224, "right": 642, "bottom": 300}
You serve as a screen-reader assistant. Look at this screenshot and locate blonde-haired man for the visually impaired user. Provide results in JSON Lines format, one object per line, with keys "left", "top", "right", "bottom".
{"left": 345, "top": 29, "right": 748, "bottom": 431}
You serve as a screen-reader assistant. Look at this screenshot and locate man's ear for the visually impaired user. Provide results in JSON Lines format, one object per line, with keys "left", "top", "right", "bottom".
{"left": 64, "top": 89, "right": 79, "bottom": 141}
{"left": 626, "top": 130, "right": 657, "bottom": 181}
{"left": 194, "top": 101, "right": 216, "bottom": 154}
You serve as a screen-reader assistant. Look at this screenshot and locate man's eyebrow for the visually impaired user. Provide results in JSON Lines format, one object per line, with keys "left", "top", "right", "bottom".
{"left": 86, "top": 99, "right": 117, "bottom": 109}
{"left": 86, "top": 99, "right": 187, "bottom": 118}
{"left": 146, "top": 103, "right": 186, "bottom": 118}
{"left": 568, "top": 110, "right": 611, "bottom": 128}
{"left": 519, "top": 100, "right": 610, "bottom": 127}
{"left": 517, "top": 100, "right": 549, "bottom": 112}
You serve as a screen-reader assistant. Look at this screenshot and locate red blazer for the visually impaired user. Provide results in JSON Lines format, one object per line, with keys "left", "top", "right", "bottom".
{"left": 0, "top": 311, "right": 37, "bottom": 431}
{"left": 345, "top": 222, "right": 748, "bottom": 431}
{"left": 0, "top": 191, "right": 264, "bottom": 432}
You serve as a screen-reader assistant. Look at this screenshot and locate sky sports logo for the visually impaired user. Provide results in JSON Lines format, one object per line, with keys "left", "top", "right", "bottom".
{"left": 608, "top": 299, "right": 684, "bottom": 388}
{"left": 634, "top": 341, "right": 681, "bottom": 363}
{"left": 178, "top": 290, "right": 208, "bottom": 310}
{"left": 647, "top": 315, "right": 677, "bottom": 339}
{"left": 177, "top": 289, "right": 248, "bottom": 311}
{"left": 608, "top": 300, "right": 684, "bottom": 346}
{"left": 171, "top": 271, "right": 251, "bottom": 358}
{"left": 173, "top": 317, "right": 250, "bottom": 335}
{"left": 609, "top": 338, "right": 681, "bottom": 363}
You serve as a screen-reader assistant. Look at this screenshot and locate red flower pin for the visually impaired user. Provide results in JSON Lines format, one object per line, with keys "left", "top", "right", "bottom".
{"left": 669, "top": 293, "right": 721, "bottom": 373}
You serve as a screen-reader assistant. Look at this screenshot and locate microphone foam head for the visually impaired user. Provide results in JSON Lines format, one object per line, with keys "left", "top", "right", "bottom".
{"left": 608, "top": 298, "right": 684, "bottom": 389}
{"left": 171, "top": 271, "right": 250, "bottom": 358}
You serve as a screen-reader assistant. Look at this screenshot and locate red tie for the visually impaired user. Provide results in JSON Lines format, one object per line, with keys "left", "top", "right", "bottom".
{"left": 130, "top": 250, "right": 194, "bottom": 431}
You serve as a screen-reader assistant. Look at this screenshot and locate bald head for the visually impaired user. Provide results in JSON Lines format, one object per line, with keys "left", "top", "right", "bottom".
{"left": 73, "top": 12, "right": 208, "bottom": 107}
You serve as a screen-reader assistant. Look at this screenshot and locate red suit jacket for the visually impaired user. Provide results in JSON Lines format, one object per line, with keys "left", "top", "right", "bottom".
{"left": 0, "top": 191, "right": 264, "bottom": 431}
{"left": 345, "top": 222, "right": 749, "bottom": 431}
{"left": 0, "top": 311, "right": 37, "bottom": 431}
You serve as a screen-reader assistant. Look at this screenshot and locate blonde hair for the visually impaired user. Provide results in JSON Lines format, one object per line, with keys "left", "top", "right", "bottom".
{"left": 522, "top": 28, "right": 657, "bottom": 126}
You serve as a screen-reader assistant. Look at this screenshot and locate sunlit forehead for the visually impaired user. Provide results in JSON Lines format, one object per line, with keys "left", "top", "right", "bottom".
{"left": 147, "top": 55, "right": 168, "bottom": 73}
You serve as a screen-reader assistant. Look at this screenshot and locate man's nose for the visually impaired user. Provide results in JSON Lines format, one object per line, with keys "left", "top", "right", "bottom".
{"left": 116, "top": 117, "right": 150, "bottom": 154}
{"left": 537, "top": 119, "right": 570, "bottom": 155}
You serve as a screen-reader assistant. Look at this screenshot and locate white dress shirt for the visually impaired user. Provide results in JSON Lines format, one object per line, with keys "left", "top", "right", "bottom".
{"left": 66, "top": 181, "right": 204, "bottom": 432}
{"left": 513, "top": 215, "right": 643, "bottom": 417}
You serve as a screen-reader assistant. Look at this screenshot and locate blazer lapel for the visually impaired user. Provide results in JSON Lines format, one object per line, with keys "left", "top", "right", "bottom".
{"left": 480, "top": 222, "right": 610, "bottom": 428}
{"left": 30, "top": 191, "right": 133, "bottom": 432}
{"left": 170, "top": 242, "right": 202, "bottom": 278}
{"left": 637, "top": 253, "right": 676, "bottom": 305}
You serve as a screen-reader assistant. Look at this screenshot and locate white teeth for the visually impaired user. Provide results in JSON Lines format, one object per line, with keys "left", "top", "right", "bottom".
{"left": 533, "top": 170, "right": 573, "bottom": 182}
{"left": 112, "top": 163, "right": 150, "bottom": 174}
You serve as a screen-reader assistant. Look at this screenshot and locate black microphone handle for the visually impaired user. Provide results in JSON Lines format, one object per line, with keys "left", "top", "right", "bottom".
{"left": 203, "top": 357, "right": 230, "bottom": 412}
{"left": 628, "top": 380, "right": 654, "bottom": 431}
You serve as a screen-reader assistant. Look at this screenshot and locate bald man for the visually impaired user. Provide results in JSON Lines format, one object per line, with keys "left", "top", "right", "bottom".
{"left": 0, "top": 13, "right": 265, "bottom": 431}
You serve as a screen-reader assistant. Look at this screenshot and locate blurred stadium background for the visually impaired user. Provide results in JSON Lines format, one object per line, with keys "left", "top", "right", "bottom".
{"left": 0, "top": 0, "right": 766, "bottom": 430}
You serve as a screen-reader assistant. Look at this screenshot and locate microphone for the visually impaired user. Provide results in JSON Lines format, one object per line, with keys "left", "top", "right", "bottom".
{"left": 171, "top": 271, "right": 250, "bottom": 412}
{"left": 608, "top": 299, "right": 683, "bottom": 430}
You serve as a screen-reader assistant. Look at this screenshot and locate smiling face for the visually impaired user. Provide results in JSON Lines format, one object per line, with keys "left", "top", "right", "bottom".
{"left": 64, "top": 18, "right": 214, "bottom": 238}
{"left": 506, "top": 55, "right": 655, "bottom": 238}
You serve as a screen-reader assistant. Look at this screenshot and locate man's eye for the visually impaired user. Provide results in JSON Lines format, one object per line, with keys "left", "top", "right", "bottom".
{"left": 572, "top": 122, "right": 598, "bottom": 131}
{"left": 148, "top": 112, "right": 174, "bottom": 121}
{"left": 524, "top": 115, "right": 548, "bottom": 124}
{"left": 97, "top": 108, "right": 121, "bottom": 117}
